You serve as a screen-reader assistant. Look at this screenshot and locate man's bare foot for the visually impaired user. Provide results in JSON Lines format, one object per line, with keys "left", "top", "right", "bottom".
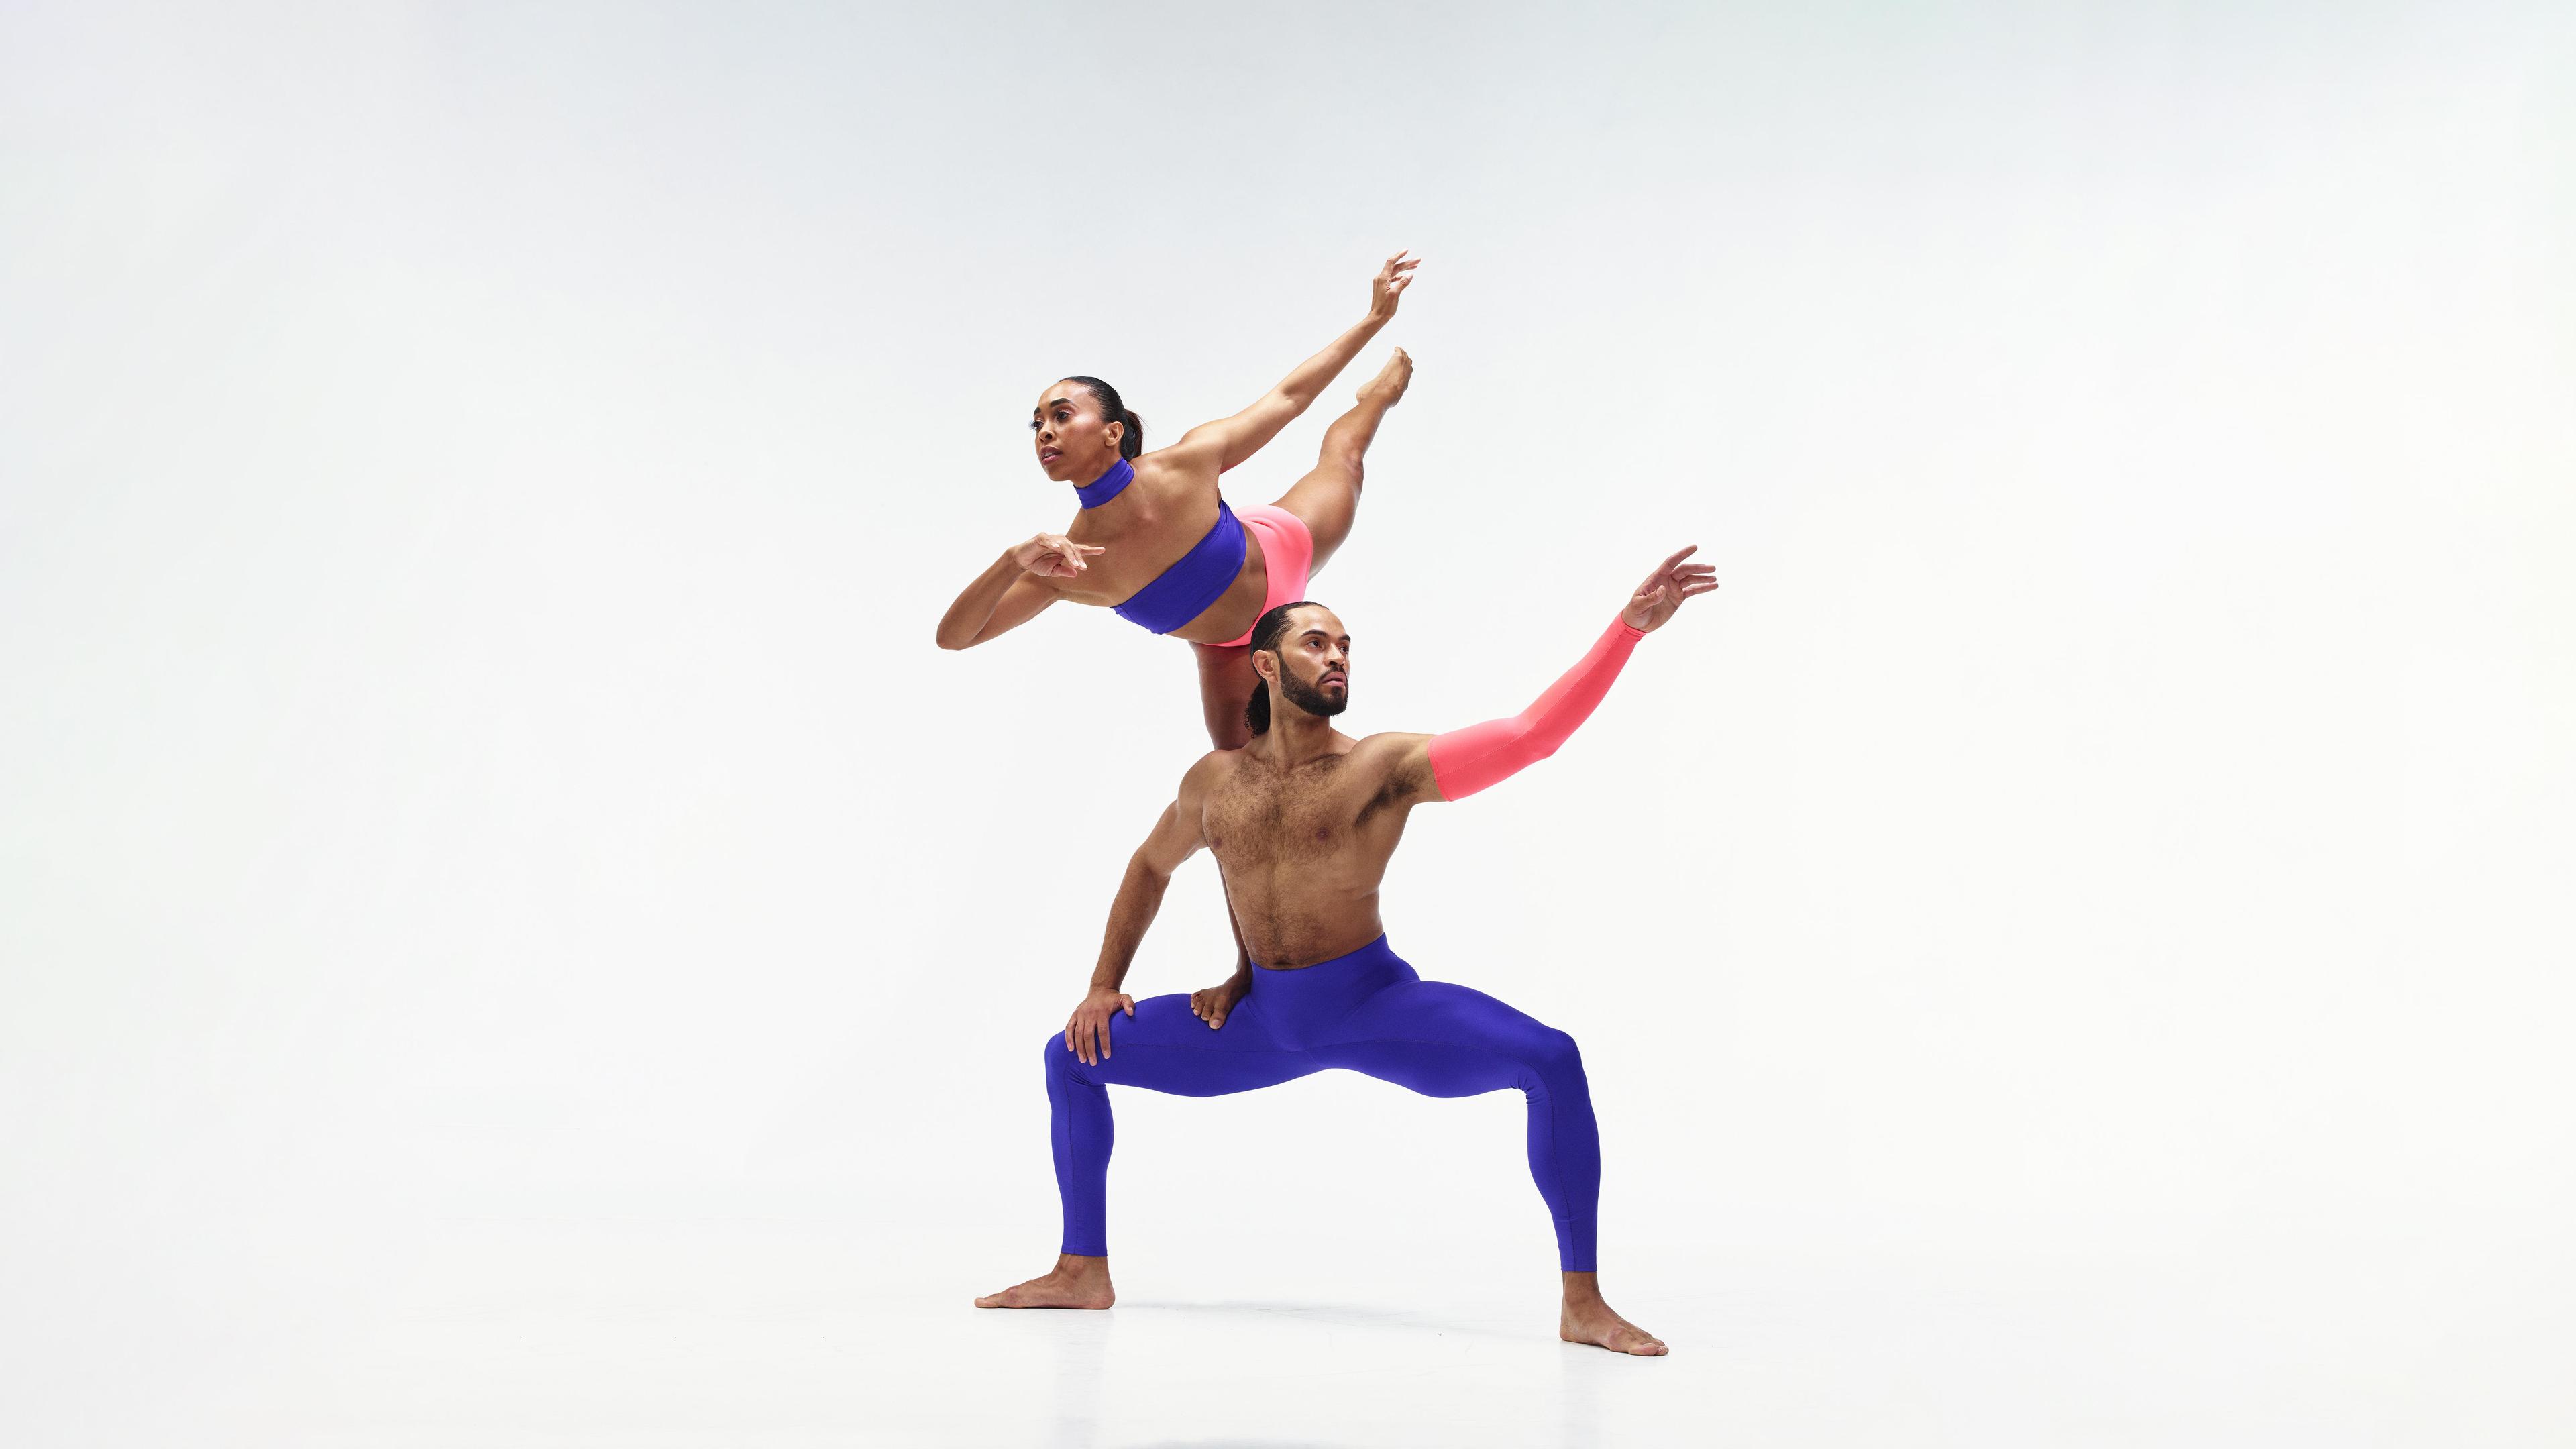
{"left": 1358, "top": 347, "right": 1413, "bottom": 407}
{"left": 974, "top": 1253, "right": 1114, "bottom": 1309}
{"left": 1560, "top": 1273, "right": 1666, "bottom": 1355}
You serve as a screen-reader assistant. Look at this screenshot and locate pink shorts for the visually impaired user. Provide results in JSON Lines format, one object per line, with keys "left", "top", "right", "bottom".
{"left": 1215, "top": 504, "right": 1316, "bottom": 647}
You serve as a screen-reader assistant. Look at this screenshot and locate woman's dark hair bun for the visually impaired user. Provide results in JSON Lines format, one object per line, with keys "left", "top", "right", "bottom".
{"left": 1064, "top": 376, "right": 1144, "bottom": 459}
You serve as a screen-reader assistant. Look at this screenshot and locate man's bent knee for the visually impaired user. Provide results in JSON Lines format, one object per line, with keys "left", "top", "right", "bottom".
{"left": 1043, "top": 1034, "right": 1085, "bottom": 1080}
{"left": 1529, "top": 1027, "right": 1585, "bottom": 1081}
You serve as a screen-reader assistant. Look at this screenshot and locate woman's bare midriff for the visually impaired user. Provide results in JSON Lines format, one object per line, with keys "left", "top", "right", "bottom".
{"left": 1167, "top": 533, "right": 1269, "bottom": 645}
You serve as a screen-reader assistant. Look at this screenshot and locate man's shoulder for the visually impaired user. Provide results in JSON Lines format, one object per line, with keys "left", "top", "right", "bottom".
{"left": 1181, "top": 746, "right": 1250, "bottom": 790}
{"left": 1320, "top": 732, "right": 1424, "bottom": 776}
{"left": 1342, "top": 732, "right": 1437, "bottom": 794}
{"left": 1348, "top": 730, "right": 1436, "bottom": 759}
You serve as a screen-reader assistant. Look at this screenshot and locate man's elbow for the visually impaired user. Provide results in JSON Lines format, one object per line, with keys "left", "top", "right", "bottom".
{"left": 1503, "top": 716, "right": 1556, "bottom": 763}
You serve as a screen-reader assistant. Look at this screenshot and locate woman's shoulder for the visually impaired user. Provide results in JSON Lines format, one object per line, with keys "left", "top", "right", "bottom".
{"left": 1136, "top": 432, "right": 1224, "bottom": 486}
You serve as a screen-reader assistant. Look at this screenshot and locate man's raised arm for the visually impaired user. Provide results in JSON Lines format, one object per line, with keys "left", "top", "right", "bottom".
{"left": 1404, "top": 545, "right": 1719, "bottom": 802}
{"left": 1064, "top": 757, "right": 1215, "bottom": 1065}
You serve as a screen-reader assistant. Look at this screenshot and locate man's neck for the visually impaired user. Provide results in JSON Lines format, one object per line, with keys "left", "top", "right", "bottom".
{"left": 1254, "top": 708, "right": 1341, "bottom": 770}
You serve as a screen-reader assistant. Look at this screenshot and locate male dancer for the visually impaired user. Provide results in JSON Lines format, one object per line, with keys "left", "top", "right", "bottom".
{"left": 975, "top": 546, "right": 1719, "bottom": 1356}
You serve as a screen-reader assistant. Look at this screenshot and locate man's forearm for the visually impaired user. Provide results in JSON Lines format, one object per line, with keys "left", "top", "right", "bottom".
{"left": 1088, "top": 853, "right": 1173, "bottom": 991}
{"left": 1426, "top": 616, "right": 1646, "bottom": 801}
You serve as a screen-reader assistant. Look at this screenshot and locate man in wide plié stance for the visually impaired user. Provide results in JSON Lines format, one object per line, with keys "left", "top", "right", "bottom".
{"left": 976, "top": 546, "right": 1718, "bottom": 1356}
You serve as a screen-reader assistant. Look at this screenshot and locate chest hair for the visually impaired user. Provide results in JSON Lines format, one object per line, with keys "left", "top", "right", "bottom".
{"left": 1206, "top": 753, "right": 1417, "bottom": 869}
{"left": 1208, "top": 756, "right": 1364, "bottom": 867}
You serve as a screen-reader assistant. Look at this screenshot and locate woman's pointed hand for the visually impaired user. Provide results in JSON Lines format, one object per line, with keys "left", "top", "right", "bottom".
{"left": 1014, "top": 533, "right": 1104, "bottom": 579}
{"left": 1368, "top": 250, "right": 1421, "bottom": 322}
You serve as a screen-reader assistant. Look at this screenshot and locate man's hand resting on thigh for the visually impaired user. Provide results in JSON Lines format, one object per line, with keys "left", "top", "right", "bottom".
{"left": 1190, "top": 971, "right": 1250, "bottom": 1030}
{"left": 1065, "top": 988, "right": 1134, "bottom": 1065}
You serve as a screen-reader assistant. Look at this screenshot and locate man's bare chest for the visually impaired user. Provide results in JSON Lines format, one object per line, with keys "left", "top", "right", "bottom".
{"left": 1203, "top": 760, "right": 1373, "bottom": 869}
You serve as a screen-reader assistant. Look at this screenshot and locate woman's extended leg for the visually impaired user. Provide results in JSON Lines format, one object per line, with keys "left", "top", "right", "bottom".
{"left": 1185, "top": 351, "right": 1410, "bottom": 747}
{"left": 1269, "top": 347, "right": 1412, "bottom": 577}
{"left": 1191, "top": 641, "right": 1259, "bottom": 751}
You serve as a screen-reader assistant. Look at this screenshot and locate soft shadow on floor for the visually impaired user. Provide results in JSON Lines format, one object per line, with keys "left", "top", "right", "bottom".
{"left": 1112, "top": 1297, "right": 1522, "bottom": 1342}
{"left": 1121, "top": 1442, "right": 1344, "bottom": 1449}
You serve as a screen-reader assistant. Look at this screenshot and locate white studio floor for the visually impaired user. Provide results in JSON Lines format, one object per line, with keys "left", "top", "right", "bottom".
{"left": 33, "top": 1211, "right": 2551, "bottom": 1448}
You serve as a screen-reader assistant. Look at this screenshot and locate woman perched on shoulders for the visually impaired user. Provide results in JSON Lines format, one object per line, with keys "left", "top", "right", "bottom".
{"left": 938, "top": 252, "right": 1418, "bottom": 749}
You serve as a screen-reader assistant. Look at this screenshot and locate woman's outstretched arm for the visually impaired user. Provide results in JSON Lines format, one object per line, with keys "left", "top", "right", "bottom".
{"left": 936, "top": 533, "right": 1097, "bottom": 649}
{"left": 1167, "top": 251, "right": 1419, "bottom": 475}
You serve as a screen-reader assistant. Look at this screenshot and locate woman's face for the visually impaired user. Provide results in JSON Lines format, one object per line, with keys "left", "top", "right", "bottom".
{"left": 1031, "top": 382, "right": 1122, "bottom": 482}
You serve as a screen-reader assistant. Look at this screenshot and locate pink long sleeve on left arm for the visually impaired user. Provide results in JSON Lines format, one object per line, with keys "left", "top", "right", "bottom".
{"left": 1425, "top": 616, "right": 1646, "bottom": 800}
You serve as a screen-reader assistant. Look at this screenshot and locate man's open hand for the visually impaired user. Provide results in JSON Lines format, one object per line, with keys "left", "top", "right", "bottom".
{"left": 1620, "top": 545, "right": 1719, "bottom": 633}
{"left": 1064, "top": 988, "right": 1134, "bottom": 1066}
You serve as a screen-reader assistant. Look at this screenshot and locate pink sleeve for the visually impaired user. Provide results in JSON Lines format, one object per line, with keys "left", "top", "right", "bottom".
{"left": 1426, "top": 616, "right": 1646, "bottom": 800}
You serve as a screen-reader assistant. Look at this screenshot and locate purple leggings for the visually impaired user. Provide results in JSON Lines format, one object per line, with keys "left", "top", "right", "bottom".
{"left": 1044, "top": 935, "right": 1601, "bottom": 1271}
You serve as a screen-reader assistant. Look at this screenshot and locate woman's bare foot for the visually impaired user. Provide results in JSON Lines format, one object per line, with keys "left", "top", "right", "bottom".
{"left": 1358, "top": 347, "right": 1413, "bottom": 406}
{"left": 973, "top": 1254, "right": 1114, "bottom": 1309}
{"left": 1560, "top": 1272, "right": 1667, "bottom": 1356}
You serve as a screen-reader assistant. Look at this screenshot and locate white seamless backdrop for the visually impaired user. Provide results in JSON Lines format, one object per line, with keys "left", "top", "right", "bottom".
{"left": 3, "top": 3, "right": 2571, "bottom": 1445}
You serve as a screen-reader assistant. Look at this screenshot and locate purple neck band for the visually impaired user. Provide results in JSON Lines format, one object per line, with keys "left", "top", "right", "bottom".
{"left": 1074, "top": 457, "right": 1134, "bottom": 508}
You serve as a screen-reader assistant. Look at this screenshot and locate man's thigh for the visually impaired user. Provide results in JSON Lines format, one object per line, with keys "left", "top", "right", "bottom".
{"left": 1309, "top": 981, "right": 1570, "bottom": 1098}
{"left": 1082, "top": 991, "right": 1321, "bottom": 1097}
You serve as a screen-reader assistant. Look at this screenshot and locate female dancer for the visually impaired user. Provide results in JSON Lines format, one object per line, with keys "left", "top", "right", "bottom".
{"left": 936, "top": 252, "right": 1418, "bottom": 749}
